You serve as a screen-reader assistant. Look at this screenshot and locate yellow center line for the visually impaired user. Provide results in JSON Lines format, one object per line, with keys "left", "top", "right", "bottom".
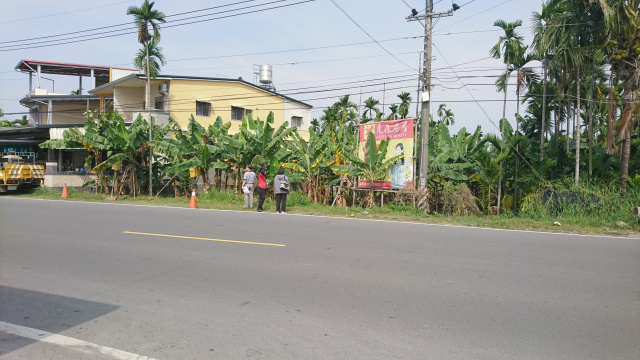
{"left": 123, "top": 231, "right": 285, "bottom": 247}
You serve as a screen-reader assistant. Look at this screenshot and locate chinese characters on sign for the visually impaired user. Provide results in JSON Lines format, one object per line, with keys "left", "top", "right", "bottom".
{"left": 357, "top": 118, "right": 414, "bottom": 190}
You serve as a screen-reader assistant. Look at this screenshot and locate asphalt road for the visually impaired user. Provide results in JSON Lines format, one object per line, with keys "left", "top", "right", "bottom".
{"left": 0, "top": 197, "right": 639, "bottom": 360}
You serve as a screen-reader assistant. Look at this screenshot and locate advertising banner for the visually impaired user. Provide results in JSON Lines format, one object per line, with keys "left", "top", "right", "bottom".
{"left": 357, "top": 118, "right": 414, "bottom": 190}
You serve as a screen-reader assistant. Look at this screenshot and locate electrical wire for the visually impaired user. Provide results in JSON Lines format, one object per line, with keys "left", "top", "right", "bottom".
{"left": 0, "top": 0, "right": 316, "bottom": 52}
{"left": 329, "top": 0, "right": 416, "bottom": 72}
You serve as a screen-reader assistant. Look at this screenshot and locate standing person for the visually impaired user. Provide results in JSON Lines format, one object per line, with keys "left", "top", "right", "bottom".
{"left": 242, "top": 165, "right": 256, "bottom": 209}
{"left": 273, "top": 167, "right": 290, "bottom": 214}
{"left": 256, "top": 167, "right": 268, "bottom": 212}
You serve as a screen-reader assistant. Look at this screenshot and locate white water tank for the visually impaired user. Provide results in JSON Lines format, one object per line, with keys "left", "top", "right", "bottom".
{"left": 259, "top": 65, "right": 272, "bottom": 84}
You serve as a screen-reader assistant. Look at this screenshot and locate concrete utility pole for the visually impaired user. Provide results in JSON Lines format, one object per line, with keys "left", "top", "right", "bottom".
{"left": 406, "top": 1, "right": 457, "bottom": 210}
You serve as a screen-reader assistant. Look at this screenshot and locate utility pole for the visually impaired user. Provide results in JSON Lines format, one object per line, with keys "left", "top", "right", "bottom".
{"left": 406, "top": 1, "right": 457, "bottom": 210}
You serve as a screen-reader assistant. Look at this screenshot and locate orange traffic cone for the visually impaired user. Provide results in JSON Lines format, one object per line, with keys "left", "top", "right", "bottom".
{"left": 189, "top": 189, "right": 197, "bottom": 208}
{"left": 61, "top": 184, "right": 69, "bottom": 198}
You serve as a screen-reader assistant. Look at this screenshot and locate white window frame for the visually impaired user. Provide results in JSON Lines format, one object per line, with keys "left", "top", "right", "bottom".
{"left": 290, "top": 116, "right": 303, "bottom": 129}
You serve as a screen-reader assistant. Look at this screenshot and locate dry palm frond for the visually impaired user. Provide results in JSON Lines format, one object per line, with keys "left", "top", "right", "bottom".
{"left": 616, "top": 89, "right": 639, "bottom": 140}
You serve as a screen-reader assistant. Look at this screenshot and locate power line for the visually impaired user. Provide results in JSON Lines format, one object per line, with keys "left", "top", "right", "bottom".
{"left": 0, "top": 0, "right": 260, "bottom": 45}
{"left": 330, "top": 0, "right": 416, "bottom": 71}
{"left": 0, "top": 0, "right": 316, "bottom": 52}
{"left": 0, "top": 0, "right": 136, "bottom": 25}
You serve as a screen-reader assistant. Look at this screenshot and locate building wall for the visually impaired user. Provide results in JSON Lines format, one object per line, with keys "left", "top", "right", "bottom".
{"left": 168, "top": 79, "right": 287, "bottom": 133}
{"left": 283, "top": 98, "right": 311, "bottom": 141}
{"left": 38, "top": 101, "right": 100, "bottom": 125}
{"left": 113, "top": 86, "right": 145, "bottom": 121}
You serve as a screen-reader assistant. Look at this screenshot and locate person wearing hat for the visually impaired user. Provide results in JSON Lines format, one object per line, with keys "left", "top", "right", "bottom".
{"left": 242, "top": 165, "right": 256, "bottom": 209}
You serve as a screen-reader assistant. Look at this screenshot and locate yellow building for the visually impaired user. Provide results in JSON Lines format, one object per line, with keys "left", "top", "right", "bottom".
{"left": 90, "top": 74, "right": 313, "bottom": 139}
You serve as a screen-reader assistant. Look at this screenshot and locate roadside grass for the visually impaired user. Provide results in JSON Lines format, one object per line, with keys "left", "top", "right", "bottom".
{"left": 15, "top": 187, "right": 640, "bottom": 236}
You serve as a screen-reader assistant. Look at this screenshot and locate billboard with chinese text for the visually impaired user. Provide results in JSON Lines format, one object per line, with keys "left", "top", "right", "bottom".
{"left": 357, "top": 118, "right": 414, "bottom": 189}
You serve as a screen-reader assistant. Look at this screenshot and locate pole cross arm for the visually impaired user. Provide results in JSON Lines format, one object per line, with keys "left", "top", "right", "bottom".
{"left": 406, "top": 10, "right": 453, "bottom": 22}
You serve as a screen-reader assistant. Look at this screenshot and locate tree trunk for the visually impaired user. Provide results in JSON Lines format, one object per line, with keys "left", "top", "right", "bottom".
{"left": 588, "top": 73, "right": 594, "bottom": 176}
{"left": 619, "top": 130, "right": 631, "bottom": 196}
{"left": 514, "top": 87, "right": 520, "bottom": 214}
{"left": 566, "top": 99, "right": 571, "bottom": 153}
{"left": 554, "top": 100, "right": 559, "bottom": 138}
{"left": 497, "top": 60, "right": 509, "bottom": 216}
{"left": 574, "top": 68, "right": 581, "bottom": 185}
{"left": 146, "top": 41, "right": 153, "bottom": 197}
{"left": 618, "top": 80, "right": 635, "bottom": 196}
{"left": 540, "top": 55, "right": 547, "bottom": 160}
{"left": 202, "top": 169, "right": 210, "bottom": 191}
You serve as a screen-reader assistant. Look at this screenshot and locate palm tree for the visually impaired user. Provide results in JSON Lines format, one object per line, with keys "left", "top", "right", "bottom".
{"left": 496, "top": 43, "right": 537, "bottom": 210}
{"left": 335, "top": 95, "right": 358, "bottom": 129}
{"left": 386, "top": 104, "right": 399, "bottom": 121}
{"left": 133, "top": 40, "right": 166, "bottom": 78}
{"left": 362, "top": 97, "right": 381, "bottom": 123}
{"left": 532, "top": 0, "right": 561, "bottom": 160}
{"left": 592, "top": 0, "right": 640, "bottom": 195}
{"left": 490, "top": 18, "right": 524, "bottom": 214}
{"left": 397, "top": 92, "right": 412, "bottom": 119}
{"left": 436, "top": 103, "right": 455, "bottom": 126}
{"left": 127, "top": 0, "right": 166, "bottom": 196}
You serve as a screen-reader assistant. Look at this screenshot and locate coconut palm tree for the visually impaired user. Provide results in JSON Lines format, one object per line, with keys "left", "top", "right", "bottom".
{"left": 127, "top": 0, "right": 166, "bottom": 196}
{"left": 591, "top": 0, "right": 640, "bottom": 195}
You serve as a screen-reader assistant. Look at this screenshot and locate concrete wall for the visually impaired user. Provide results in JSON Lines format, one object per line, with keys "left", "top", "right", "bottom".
{"left": 44, "top": 174, "right": 97, "bottom": 188}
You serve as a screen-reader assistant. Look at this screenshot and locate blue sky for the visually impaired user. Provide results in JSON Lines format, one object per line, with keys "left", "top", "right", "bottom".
{"left": 0, "top": 0, "right": 541, "bottom": 135}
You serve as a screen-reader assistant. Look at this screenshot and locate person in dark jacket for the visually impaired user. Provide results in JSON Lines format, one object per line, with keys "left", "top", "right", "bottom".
{"left": 256, "top": 167, "right": 268, "bottom": 212}
{"left": 273, "top": 167, "right": 290, "bottom": 213}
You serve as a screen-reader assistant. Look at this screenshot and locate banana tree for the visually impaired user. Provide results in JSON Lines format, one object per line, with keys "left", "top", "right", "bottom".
{"left": 428, "top": 123, "right": 487, "bottom": 181}
{"left": 238, "top": 112, "right": 296, "bottom": 176}
{"left": 149, "top": 116, "right": 230, "bottom": 191}
{"left": 93, "top": 112, "right": 152, "bottom": 196}
{"left": 331, "top": 131, "right": 402, "bottom": 208}
{"left": 281, "top": 128, "right": 335, "bottom": 203}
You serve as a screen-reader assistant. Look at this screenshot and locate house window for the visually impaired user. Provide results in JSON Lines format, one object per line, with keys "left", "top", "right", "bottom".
{"left": 245, "top": 109, "right": 253, "bottom": 117}
{"left": 154, "top": 97, "right": 164, "bottom": 112}
{"left": 196, "top": 101, "right": 211, "bottom": 117}
{"left": 231, "top": 106, "right": 245, "bottom": 121}
{"left": 291, "top": 116, "right": 303, "bottom": 128}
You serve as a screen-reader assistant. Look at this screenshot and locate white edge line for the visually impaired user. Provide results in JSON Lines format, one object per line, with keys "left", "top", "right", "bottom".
{"left": 4, "top": 197, "right": 638, "bottom": 240}
{"left": 0, "top": 321, "right": 156, "bottom": 360}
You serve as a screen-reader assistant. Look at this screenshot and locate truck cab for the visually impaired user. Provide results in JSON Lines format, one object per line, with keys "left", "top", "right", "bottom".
{"left": 0, "top": 152, "right": 45, "bottom": 193}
